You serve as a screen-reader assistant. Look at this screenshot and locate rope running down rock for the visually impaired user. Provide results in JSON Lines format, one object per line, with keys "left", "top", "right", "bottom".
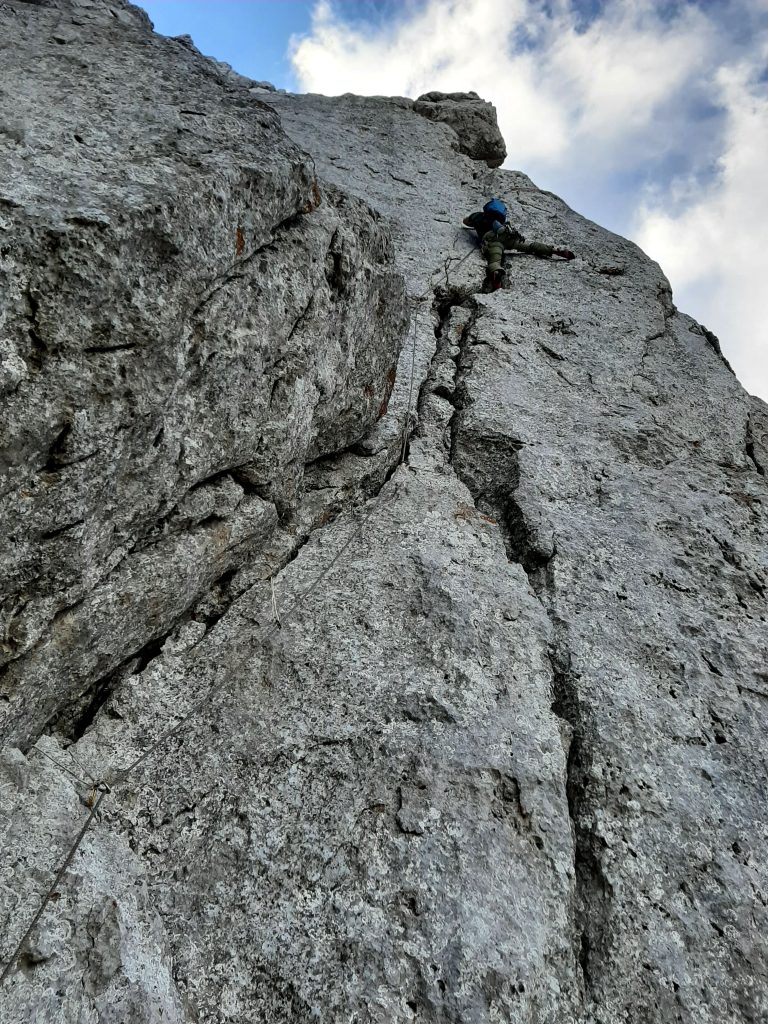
{"left": 0, "top": 241, "right": 480, "bottom": 987}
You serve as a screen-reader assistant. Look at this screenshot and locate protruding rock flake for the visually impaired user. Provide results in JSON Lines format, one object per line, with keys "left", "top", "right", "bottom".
{"left": 1, "top": 2, "right": 766, "bottom": 1023}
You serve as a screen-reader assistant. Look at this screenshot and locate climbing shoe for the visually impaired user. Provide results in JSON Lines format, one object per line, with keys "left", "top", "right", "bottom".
{"left": 482, "top": 268, "right": 505, "bottom": 293}
{"left": 491, "top": 268, "right": 505, "bottom": 290}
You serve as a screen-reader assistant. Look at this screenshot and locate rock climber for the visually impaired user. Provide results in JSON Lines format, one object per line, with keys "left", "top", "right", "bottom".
{"left": 462, "top": 198, "right": 575, "bottom": 291}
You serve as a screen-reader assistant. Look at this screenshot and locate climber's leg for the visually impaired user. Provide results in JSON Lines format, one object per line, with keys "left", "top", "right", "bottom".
{"left": 481, "top": 231, "right": 506, "bottom": 291}
{"left": 481, "top": 231, "right": 504, "bottom": 273}
{"left": 513, "top": 239, "right": 556, "bottom": 258}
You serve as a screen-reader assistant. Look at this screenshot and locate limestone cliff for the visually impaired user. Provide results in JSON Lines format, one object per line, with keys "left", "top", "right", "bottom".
{"left": 1, "top": 2, "right": 766, "bottom": 1023}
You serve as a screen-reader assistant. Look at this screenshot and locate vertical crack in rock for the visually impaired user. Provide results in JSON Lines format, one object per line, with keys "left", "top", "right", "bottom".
{"left": 632, "top": 285, "right": 678, "bottom": 393}
{"left": 414, "top": 284, "right": 478, "bottom": 429}
{"left": 23, "top": 285, "right": 48, "bottom": 369}
{"left": 476, "top": 509, "right": 603, "bottom": 1007}
{"left": 537, "top": 572, "right": 606, "bottom": 1010}
{"left": 746, "top": 414, "right": 765, "bottom": 476}
{"left": 430, "top": 285, "right": 605, "bottom": 1011}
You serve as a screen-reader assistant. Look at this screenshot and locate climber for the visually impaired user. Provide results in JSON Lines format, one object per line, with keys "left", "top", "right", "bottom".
{"left": 463, "top": 198, "right": 575, "bottom": 291}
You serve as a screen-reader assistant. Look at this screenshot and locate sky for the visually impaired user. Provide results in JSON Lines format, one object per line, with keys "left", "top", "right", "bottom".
{"left": 138, "top": 0, "right": 768, "bottom": 401}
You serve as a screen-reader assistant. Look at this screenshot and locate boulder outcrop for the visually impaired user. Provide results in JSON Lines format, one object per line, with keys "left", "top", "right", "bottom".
{"left": 413, "top": 91, "right": 507, "bottom": 167}
{"left": 1, "top": 2, "right": 766, "bottom": 1023}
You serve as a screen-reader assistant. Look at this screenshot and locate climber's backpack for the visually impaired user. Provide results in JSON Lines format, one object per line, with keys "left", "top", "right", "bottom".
{"left": 483, "top": 198, "right": 507, "bottom": 224}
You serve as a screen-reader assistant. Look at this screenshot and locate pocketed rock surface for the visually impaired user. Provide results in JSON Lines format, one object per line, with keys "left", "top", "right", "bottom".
{"left": 1, "top": 2, "right": 767, "bottom": 1023}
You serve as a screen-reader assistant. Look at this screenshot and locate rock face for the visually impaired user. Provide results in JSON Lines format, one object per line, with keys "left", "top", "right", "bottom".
{"left": 0, "top": 0, "right": 405, "bottom": 749}
{"left": 1, "top": 3, "right": 767, "bottom": 1024}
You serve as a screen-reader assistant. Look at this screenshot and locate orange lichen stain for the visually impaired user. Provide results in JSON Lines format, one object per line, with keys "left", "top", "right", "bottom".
{"left": 377, "top": 367, "right": 398, "bottom": 419}
{"left": 235, "top": 225, "right": 245, "bottom": 257}
{"left": 455, "top": 504, "right": 496, "bottom": 525}
{"left": 301, "top": 180, "right": 323, "bottom": 214}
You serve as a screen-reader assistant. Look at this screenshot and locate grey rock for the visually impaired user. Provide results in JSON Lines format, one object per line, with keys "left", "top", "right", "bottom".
{"left": 0, "top": 0, "right": 405, "bottom": 747}
{"left": 1, "top": 3, "right": 767, "bottom": 1024}
{"left": 0, "top": 741, "right": 186, "bottom": 1022}
{"left": 171, "top": 33, "right": 276, "bottom": 91}
{"left": 747, "top": 394, "right": 768, "bottom": 474}
{"left": 414, "top": 90, "right": 507, "bottom": 167}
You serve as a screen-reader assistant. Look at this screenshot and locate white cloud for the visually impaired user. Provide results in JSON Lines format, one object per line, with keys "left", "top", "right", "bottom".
{"left": 291, "top": 0, "right": 768, "bottom": 400}
{"left": 292, "top": 0, "right": 713, "bottom": 167}
{"left": 546, "top": 3, "right": 713, "bottom": 145}
{"left": 636, "top": 52, "right": 768, "bottom": 398}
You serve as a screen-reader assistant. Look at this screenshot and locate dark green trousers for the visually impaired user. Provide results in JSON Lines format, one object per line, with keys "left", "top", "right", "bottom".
{"left": 481, "top": 227, "right": 554, "bottom": 272}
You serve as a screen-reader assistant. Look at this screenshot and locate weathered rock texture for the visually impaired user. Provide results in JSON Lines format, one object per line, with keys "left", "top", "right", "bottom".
{"left": 1, "top": 2, "right": 767, "bottom": 1024}
{"left": 413, "top": 91, "right": 507, "bottom": 168}
{"left": 0, "top": 0, "right": 405, "bottom": 749}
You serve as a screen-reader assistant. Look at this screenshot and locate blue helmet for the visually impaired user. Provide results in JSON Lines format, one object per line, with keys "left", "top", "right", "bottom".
{"left": 483, "top": 198, "right": 507, "bottom": 223}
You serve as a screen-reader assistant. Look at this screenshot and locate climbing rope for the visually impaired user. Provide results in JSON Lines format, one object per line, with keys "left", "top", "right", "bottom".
{"left": 0, "top": 504, "right": 390, "bottom": 984}
{"left": 115, "top": 495, "right": 378, "bottom": 784}
{"left": 29, "top": 746, "right": 94, "bottom": 790}
{"left": 0, "top": 238, "right": 481, "bottom": 987}
{"left": 0, "top": 787, "right": 108, "bottom": 986}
